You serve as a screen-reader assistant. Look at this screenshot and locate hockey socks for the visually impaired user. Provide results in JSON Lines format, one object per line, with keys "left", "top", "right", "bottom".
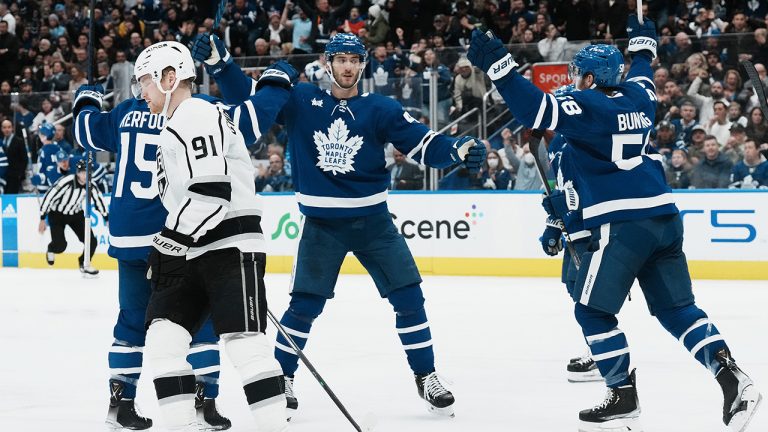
{"left": 575, "top": 303, "right": 631, "bottom": 387}
{"left": 108, "top": 340, "right": 143, "bottom": 399}
{"left": 388, "top": 285, "right": 435, "bottom": 375}
{"left": 188, "top": 342, "right": 221, "bottom": 399}
{"left": 274, "top": 293, "right": 326, "bottom": 376}
{"left": 656, "top": 304, "right": 727, "bottom": 374}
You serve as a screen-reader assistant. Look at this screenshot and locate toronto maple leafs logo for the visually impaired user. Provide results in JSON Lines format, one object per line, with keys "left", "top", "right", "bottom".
{"left": 314, "top": 118, "right": 363, "bottom": 175}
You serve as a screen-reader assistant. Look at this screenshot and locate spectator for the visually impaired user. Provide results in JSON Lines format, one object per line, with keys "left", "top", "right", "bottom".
{"left": 513, "top": 143, "right": 542, "bottom": 191}
{"left": 452, "top": 57, "right": 489, "bottom": 116}
{"left": 126, "top": 32, "right": 143, "bottom": 62}
{"left": 705, "top": 51, "right": 725, "bottom": 81}
{"left": 30, "top": 99, "right": 64, "bottom": 133}
{"left": 514, "top": 28, "right": 544, "bottom": 64}
{"left": 420, "top": 49, "right": 453, "bottom": 129}
{"left": 282, "top": 2, "right": 313, "bottom": 54}
{"left": 429, "top": 14, "right": 450, "bottom": 41}
{"left": 304, "top": 54, "right": 332, "bottom": 90}
{"left": 339, "top": 7, "right": 365, "bottom": 36}
{"left": 367, "top": 45, "right": 401, "bottom": 96}
{"left": 705, "top": 100, "right": 732, "bottom": 147}
{"left": 671, "top": 32, "right": 694, "bottom": 65}
{"left": 690, "top": 135, "right": 734, "bottom": 188}
{"left": 753, "top": 28, "right": 768, "bottom": 66}
{"left": 365, "top": 4, "right": 390, "bottom": 46}
{"left": 508, "top": 0, "right": 535, "bottom": 26}
{"left": 53, "top": 124, "right": 73, "bottom": 154}
{"left": 0, "top": 80, "right": 11, "bottom": 119}
{"left": 722, "top": 68, "right": 743, "bottom": 101}
{"left": 559, "top": 0, "right": 592, "bottom": 41}
{"left": 1, "top": 119, "right": 28, "bottom": 194}
{"left": 537, "top": 24, "right": 567, "bottom": 62}
{"left": 432, "top": 34, "right": 458, "bottom": 69}
{"left": 659, "top": 80, "right": 687, "bottom": 121}
{"left": 654, "top": 120, "right": 677, "bottom": 157}
{"left": 727, "top": 100, "right": 749, "bottom": 127}
{"left": 0, "top": 3, "right": 16, "bottom": 35}
{"left": 672, "top": 101, "right": 700, "bottom": 144}
{"left": 729, "top": 139, "right": 768, "bottom": 189}
{"left": 446, "top": 1, "right": 480, "bottom": 47}
{"left": 654, "top": 67, "right": 670, "bottom": 92}
{"left": 724, "top": 124, "right": 749, "bottom": 164}
{"left": 49, "top": 60, "right": 71, "bottom": 91}
{"left": 255, "top": 153, "right": 293, "bottom": 192}
{"left": 595, "top": 0, "right": 629, "bottom": 40}
{"left": 297, "top": 0, "right": 352, "bottom": 52}
{"left": 665, "top": 148, "right": 693, "bottom": 189}
{"left": 687, "top": 73, "right": 727, "bottom": 126}
{"left": 263, "top": 10, "right": 290, "bottom": 57}
{"left": 500, "top": 127, "right": 523, "bottom": 171}
{"left": 0, "top": 20, "right": 20, "bottom": 85}
{"left": 66, "top": 65, "right": 88, "bottom": 103}
{"left": 745, "top": 106, "right": 768, "bottom": 144}
{"left": 480, "top": 149, "right": 512, "bottom": 190}
{"left": 47, "top": 14, "right": 66, "bottom": 39}
{"left": 110, "top": 50, "right": 134, "bottom": 105}
{"left": 387, "top": 149, "right": 423, "bottom": 190}
{"left": 687, "top": 124, "right": 707, "bottom": 163}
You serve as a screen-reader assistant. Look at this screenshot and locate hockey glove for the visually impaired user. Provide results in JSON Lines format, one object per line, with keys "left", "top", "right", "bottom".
{"left": 542, "top": 189, "right": 569, "bottom": 220}
{"left": 256, "top": 60, "right": 299, "bottom": 91}
{"left": 539, "top": 217, "right": 564, "bottom": 256}
{"left": 467, "top": 29, "right": 518, "bottom": 86}
{"left": 73, "top": 84, "right": 104, "bottom": 117}
{"left": 147, "top": 228, "right": 192, "bottom": 285}
{"left": 627, "top": 14, "right": 657, "bottom": 60}
{"left": 191, "top": 33, "right": 232, "bottom": 76}
{"left": 451, "top": 136, "right": 486, "bottom": 174}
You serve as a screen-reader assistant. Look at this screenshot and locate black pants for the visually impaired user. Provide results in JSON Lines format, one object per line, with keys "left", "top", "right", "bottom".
{"left": 145, "top": 248, "right": 268, "bottom": 336}
{"left": 47, "top": 211, "right": 97, "bottom": 266}
{"left": 5, "top": 175, "right": 24, "bottom": 194}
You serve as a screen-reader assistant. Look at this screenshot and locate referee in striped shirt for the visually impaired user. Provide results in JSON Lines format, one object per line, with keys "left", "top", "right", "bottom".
{"left": 38, "top": 159, "right": 108, "bottom": 275}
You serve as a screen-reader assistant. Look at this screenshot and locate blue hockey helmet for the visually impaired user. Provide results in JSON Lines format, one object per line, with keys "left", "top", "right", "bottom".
{"left": 325, "top": 33, "right": 368, "bottom": 63}
{"left": 55, "top": 149, "right": 69, "bottom": 162}
{"left": 39, "top": 122, "right": 55, "bottom": 140}
{"left": 324, "top": 33, "right": 367, "bottom": 89}
{"left": 569, "top": 44, "right": 624, "bottom": 88}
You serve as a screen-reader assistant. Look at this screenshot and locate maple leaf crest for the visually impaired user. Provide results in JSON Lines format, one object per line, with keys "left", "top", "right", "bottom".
{"left": 314, "top": 118, "right": 364, "bottom": 175}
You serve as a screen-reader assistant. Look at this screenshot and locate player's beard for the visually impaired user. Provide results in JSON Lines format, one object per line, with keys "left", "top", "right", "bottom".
{"left": 332, "top": 66, "right": 359, "bottom": 90}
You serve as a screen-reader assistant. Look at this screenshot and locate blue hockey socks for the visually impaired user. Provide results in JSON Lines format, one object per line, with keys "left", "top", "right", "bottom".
{"left": 274, "top": 293, "right": 326, "bottom": 376}
{"left": 388, "top": 285, "right": 435, "bottom": 375}
{"left": 189, "top": 320, "right": 221, "bottom": 398}
{"left": 108, "top": 340, "right": 143, "bottom": 398}
{"left": 575, "top": 303, "right": 631, "bottom": 387}
{"left": 656, "top": 304, "right": 727, "bottom": 374}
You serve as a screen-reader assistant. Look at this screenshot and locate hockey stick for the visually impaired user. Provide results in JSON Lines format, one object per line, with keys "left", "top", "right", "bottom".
{"left": 528, "top": 129, "right": 582, "bottom": 268}
{"left": 266, "top": 308, "right": 376, "bottom": 432}
{"left": 82, "top": 0, "right": 96, "bottom": 274}
{"left": 742, "top": 60, "right": 768, "bottom": 121}
{"left": 637, "top": 0, "right": 643, "bottom": 24}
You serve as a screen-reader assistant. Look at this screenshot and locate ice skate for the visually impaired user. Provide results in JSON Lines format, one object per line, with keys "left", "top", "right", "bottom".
{"left": 46, "top": 251, "right": 55, "bottom": 266}
{"left": 715, "top": 348, "right": 762, "bottom": 432}
{"left": 415, "top": 372, "right": 455, "bottom": 417}
{"left": 578, "top": 369, "right": 642, "bottom": 432}
{"left": 105, "top": 381, "right": 152, "bottom": 431}
{"left": 195, "top": 383, "right": 231, "bottom": 430}
{"left": 284, "top": 375, "right": 298, "bottom": 420}
{"left": 568, "top": 354, "right": 603, "bottom": 383}
{"left": 79, "top": 264, "right": 99, "bottom": 277}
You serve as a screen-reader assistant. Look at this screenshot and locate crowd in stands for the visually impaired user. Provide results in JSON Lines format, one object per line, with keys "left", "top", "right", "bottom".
{"left": 1, "top": 0, "right": 767, "bottom": 195}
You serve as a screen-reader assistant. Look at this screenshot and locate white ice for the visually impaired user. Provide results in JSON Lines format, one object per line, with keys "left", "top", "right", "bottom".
{"left": 0, "top": 268, "right": 765, "bottom": 431}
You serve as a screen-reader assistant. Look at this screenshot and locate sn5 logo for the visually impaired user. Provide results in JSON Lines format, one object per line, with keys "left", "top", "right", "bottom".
{"left": 679, "top": 209, "right": 757, "bottom": 243}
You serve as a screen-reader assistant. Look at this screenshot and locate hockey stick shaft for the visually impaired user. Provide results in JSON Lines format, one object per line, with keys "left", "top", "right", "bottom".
{"left": 742, "top": 60, "right": 768, "bottom": 121}
{"left": 214, "top": 0, "right": 227, "bottom": 27}
{"left": 637, "top": 0, "right": 643, "bottom": 24}
{"left": 529, "top": 129, "right": 582, "bottom": 268}
{"left": 83, "top": 0, "right": 96, "bottom": 270}
{"left": 266, "top": 308, "right": 364, "bottom": 432}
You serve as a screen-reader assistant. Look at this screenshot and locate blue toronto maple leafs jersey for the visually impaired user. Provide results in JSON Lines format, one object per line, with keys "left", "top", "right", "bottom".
{"left": 74, "top": 86, "right": 290, "bottom": 260}
{"left": 496, "top": 55, "right": 676, "bottom": 228}
{"left": 213, "top": 62, "right": 463, "bottom": 218}
{"left": 548, "top": 134, "right": 589, "bottom": 240}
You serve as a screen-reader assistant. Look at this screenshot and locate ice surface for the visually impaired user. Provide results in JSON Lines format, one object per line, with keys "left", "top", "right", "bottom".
{"left": 0, "top": 268, "right": 765, "bottom": 431}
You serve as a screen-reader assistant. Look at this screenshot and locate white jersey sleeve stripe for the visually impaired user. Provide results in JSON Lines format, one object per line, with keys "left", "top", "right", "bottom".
{"left": 627, "top": 76, "right": 656, "bottom": 90}
{"left": 532, "top": 94, "right": 548, "bottom": 130}
{"left": 583, "top": 193, "right": 675, "bottom": 220}
{"left": 83, "top": 113, "right": 107, "bottom": 151}
{"left": 244, "top": 100, "right": 261, "bottom": 141}
{"left": 547, "top": 93, "right": 559, "bottom": 130}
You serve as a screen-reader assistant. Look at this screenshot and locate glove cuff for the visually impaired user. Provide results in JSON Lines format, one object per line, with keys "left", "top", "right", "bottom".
{"left": 152, "top": 229, "right": 193, "bottom": 256}
{"left": 256, "top": 69, "right": 292, "bottom": 91}
{"left": 628, "top": 36, "right": 657, "bottom": 59}
{"left": 73, "top": 91, "right": 103, "bottom": 115}
{"left": 487, "top": 53, "right": 519, "bottom": 81}
{"left": 545, "top": 216, "right": 563, "bottom": 230}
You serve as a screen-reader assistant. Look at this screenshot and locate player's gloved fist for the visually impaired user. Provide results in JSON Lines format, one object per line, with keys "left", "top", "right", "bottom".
{"left": 539, "top": 217, "right": 564, "bottom": 256}
{"left": 542, "top": 189, "right": 569, "bottom": 219}
{"left": 31, "top": 173, "right": 44, "bottom": 186}
{"left": 256, "top": 60, "right": 299, "bottom": 91}
{"left": 627, "top": 14, "right": 657, "bottom": 60}
{"left": 191, "top": 33, "right": 232, "bottom": 76}
{"left": 467, "top": 29, "right": 518, "bottom": 85}
{"left": 147, "top": 228, "right": 192, "bottom": 284}
{"left": 451, "top": 136, "right": 486, "bottom": 174}
{"left": 73, "top": 84, "right": 104, "bottom": 117}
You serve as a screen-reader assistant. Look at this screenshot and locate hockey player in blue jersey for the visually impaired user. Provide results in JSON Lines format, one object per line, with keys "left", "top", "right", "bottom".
{"left": 192, "top": 32, "right": 486, "bottom": 419}
{"left": 470, "top": 15, "right": 761, "bottom": 432}
{"left": 72, "top": 48, "right": 297, "bottom": 431}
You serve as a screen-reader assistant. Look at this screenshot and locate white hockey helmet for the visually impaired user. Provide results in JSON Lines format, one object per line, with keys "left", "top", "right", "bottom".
{"left": 132, "top": 41, "right": 196, "bottom": 104}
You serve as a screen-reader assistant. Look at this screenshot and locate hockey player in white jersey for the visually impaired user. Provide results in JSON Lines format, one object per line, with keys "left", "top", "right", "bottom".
{"left": 133, "top": 41, "right": 289, "bottom": 431}
{"left": 191, "top": 32, "right": 486, "bottom": 420}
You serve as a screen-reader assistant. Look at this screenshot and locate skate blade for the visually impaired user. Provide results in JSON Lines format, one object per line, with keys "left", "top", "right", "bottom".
{"left": 578, "top": 417, "right": 643, "bottom": 432}
{"left": 568, "top": 370, "right": 604, "bottom": 383}
{"left": 425, "top": 401, "right": 455, "bottom": 418}
{"left": 286, "top": 406, "right": 297, "bottom": 422}
{"left": 81, "top": 272, "right": 99, "bottom": 279}
{"left": 728, "top": 386, "right": 762, "bottom": 432}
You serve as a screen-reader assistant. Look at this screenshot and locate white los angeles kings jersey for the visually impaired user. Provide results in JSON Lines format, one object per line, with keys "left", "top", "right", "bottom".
{"left": 157, "top": 97, "right": 264, "bottom": 259}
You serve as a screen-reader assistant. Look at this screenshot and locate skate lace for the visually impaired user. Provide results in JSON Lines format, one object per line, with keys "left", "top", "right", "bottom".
{"left": 424, "top": 373, "right": 450, "bottom": 398}
{"left": 575, "top": 355, "right": 592, "bottom": 366}
{"left": 593, "top": 388, "right": 617, "bottom": 411}
{"left": 285, "top": 377, "right": 295, "bottom": 399}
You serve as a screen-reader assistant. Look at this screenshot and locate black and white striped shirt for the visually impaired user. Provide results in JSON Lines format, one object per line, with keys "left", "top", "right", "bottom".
{"left": 39, "top": 174, "right": 109, "bottom": 219}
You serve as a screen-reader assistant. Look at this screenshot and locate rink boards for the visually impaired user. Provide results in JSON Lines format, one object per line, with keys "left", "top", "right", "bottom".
{"left": 1, "top": 190, "right": 766, "bottom": 279}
